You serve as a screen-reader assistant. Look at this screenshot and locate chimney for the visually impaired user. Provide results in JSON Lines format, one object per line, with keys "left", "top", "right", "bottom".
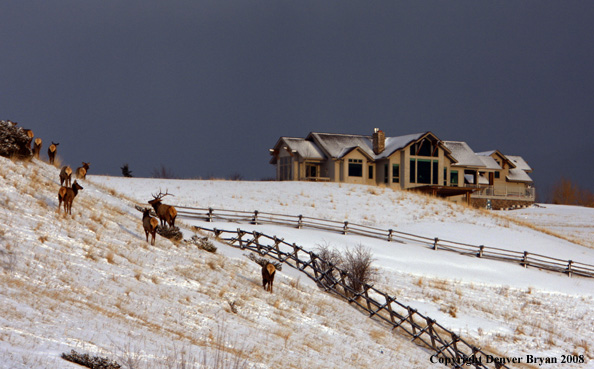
{"left": 372, "top": 128, "right": 385, "bottom": 155}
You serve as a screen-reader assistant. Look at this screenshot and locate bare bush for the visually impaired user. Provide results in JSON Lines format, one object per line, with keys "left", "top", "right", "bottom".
{"left": 151, "top": 165, "right": 177, "bottom": 179}
{"left": 342, "top": 244, "right": 377, "bottom": 294}
{"left": 315, "top": 242, "right": 343, "bottom": 288}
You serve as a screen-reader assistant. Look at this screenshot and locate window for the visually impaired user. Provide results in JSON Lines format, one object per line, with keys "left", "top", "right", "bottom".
{"left": 450, "top": 170, "right": 458, "bottom": 186}
{"left": 392, "top": 164, "right": 400, "bottom": 183}
{"left": 495, "top": 171, "right": 500, "bottom": 179}
{"left": 368, "top": 165, "right": 374, "bottom": 179}
{"left": 384, "top": 164, "right": 389, "bottom": 183}
{"left": 409, "top": 159, "right": 437, "bottom": 184}
{"left": 279, "top": 157, "right": 292, "bottom": 180}
{"left": 348, "top": 159, "right": 363, "bottom": 177}
{"left": 409, "top": 138, "right": 438, "bottom": 157}
{"left": 443, "top": 168, "right": 448, "bottom": 186}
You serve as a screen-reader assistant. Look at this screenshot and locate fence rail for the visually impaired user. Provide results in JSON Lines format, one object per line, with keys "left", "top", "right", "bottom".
{"left": 175, "top": 206, "right": 594, "bottom": 279}
{"left": 195, "top": 226, "right": 510, "bottom": 369}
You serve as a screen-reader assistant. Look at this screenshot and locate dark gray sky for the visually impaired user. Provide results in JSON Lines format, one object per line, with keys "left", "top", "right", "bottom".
{"left": 2, "top": 1, "right": 593, "bottom": 199}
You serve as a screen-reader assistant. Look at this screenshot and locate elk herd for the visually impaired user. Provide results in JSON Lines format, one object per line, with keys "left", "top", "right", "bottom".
{"left": 19, "top": 127, "right": 276, "bottom": 294}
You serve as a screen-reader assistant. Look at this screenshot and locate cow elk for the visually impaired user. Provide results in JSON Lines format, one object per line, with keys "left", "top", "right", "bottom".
{"left": 60, "top": 166, "right": 72, "bottom": 187}
{"left": 33, "top": 138, "right": 42, "bottom": 158}
{"left": 76, "top": 162, "right": 90, "bottom": 179}
{"left": 262, "top": 262, "right": 276, "bottom": 293}
{"left": 24, "top": 129, "right": 34, "bottom": 150}
{"left": 58, "top": 180, "right": 84, "bottom": 215}
{"left": 48, "top": 142, "right": 59, "bottom": 164}
{"left": 148, "top": 190, "right": 177, "bottom": 227}
{"left": 142, "top": 208, "right": 159, "bottom": 245}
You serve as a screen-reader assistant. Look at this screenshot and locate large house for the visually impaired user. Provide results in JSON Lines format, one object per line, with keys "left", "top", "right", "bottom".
{"left": 269, "top": 129, "right": 535, "bottom": 209}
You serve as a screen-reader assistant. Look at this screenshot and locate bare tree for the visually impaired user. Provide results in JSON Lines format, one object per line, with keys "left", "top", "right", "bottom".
{"left": 551, "top": 178, "right": 594, "bottom": 207}
{"left": 152, "top": 164, "right": 176, "bottom": 179}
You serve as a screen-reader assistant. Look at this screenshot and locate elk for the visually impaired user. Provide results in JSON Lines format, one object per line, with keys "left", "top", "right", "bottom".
{"left": 58, "top": 180, "right": 84, "bottom": 215}
{"left": 262, "top": 263, "right": 276, "bottom": 293}
{"left": 76, "top": 162, "right": 90, "bottom": 179}
{"left": 33, "top": 138, "right": 42, "bottom": 158}
{"left": 48, "top": 142, "right": 59, "bottom": 164}
{"left": 60, "top": 166, "right": 72, "bottom": 187}
{"left": 24, "top": 129, "right": 34, "bottom": 150}
{"left": 148, "top": 190, "right": 177, "bottom": 227}
{"left": 142, "top": 208, "right": 160, "bottom": 245}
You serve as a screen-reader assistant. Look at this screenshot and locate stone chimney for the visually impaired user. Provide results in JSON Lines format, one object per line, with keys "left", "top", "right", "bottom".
{"left": 372, "top": 128, "right": 385, "bottom": 155}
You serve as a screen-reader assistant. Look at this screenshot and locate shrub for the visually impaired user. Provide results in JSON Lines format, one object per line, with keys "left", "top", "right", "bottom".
{"left": 342, "top": 244, "right": 377, "bottom": 294}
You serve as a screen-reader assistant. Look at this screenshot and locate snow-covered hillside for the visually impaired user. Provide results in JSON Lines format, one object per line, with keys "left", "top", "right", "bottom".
{"left": 1, "top": 157, "right": 593, "bottom": 368}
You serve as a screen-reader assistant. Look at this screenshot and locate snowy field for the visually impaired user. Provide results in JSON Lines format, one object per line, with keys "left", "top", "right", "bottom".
{"left": 1, "top": 157, "right": 593, "bottom": 368}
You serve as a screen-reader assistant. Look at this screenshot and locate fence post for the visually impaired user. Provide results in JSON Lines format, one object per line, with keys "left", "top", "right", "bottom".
{"left": 253, "top": 210, "right": 259, "bottom": 225}
{"left": 450, "top": 333, "right": 460, "bottom": 360}
{"left": 426, "top": 317, "right": 436, "bottom": 349}
{"left": 237, "top": 229, "right": 243, "bottom": 248}
{"left": 407, "top": 307, "right": 417, "bottom": 335}
{"left": 293, "top": 244, "right": 301, "bottom": 269}
{"left": 522, "top": 251, "right": 529, "bottom": 268}
{"left": 567, "top": 260, "right": 573, "bottom": 277}
{"left": 298, "top": 215, "right": 303, "bottom": 229}
{"left": 343, "top": 221, "right": 349, "bottom": 235}
{"left": 478, "top": 245, "right": 484, "bottom": 258}
{"left": 208, "top": 207, "right": 213, "bottom": 222}
{"left": 433, "top": 238, "right": 439, "bottom": 251}
{"left": 388, "top": 229, "right": 393, "bottom": 242}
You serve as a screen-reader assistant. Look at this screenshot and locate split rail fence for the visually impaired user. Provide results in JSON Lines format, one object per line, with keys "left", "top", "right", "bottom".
{"left": 195, "top": 226, "right": 510, "bottom": 369}
{"left": 176, "top": 206, "right": 594, "bottom": 279}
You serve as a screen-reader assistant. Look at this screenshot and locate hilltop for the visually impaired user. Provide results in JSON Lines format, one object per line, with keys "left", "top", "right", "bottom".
{"left": 1, "top": 156, "right": 594, "bottom": 368}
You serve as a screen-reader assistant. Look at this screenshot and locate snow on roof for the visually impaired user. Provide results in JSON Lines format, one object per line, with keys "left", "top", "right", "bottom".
{"left": 507, "top": 168, "right": 533, "bottom": 182}
{"left": 476, "top": 155, "right": 502, "bottom": 170}
{"left": 283, "top": 138, "right": 326, "bottom": 159}
{"left": 376, "top": 133, "right": 426, "bottom": 159}
{"left": 309, "top": 133, "right": 375, "bottom": 159}
{"left": 442, "top": 141, "right": 485, "bottom": 167}
{"left": 507, "top": 155, "right": 532, "bottom": 172}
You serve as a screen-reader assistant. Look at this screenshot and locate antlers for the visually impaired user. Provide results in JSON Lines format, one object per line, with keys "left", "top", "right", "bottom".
{"left": 151, "top": 189, "right": 175, "bottom": 201}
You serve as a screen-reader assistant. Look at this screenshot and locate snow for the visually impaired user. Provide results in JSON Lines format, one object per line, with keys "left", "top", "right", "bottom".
{"left": 1, "top": 156, "right": 594, "bottom": 368}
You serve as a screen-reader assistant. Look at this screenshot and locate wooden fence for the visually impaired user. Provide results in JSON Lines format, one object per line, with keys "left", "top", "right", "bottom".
{"left": 176, "top": 206, "right": 594, "bottom": 279}
{"left": 195, "top": 226, "right": 510, "bottom": 369}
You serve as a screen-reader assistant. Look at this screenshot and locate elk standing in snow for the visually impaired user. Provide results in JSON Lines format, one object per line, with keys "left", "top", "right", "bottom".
{"left": 60, "top": 166, "right": 72, "bottom": 187}
{"left": 58, "top": 180, "right": 83, "bottom": 215}
{"left": 48, "top": 142, "right": 59, "bottom": 164}
{"left": 76, "top": 162, "right": 90, "bottom": 180}
{"left": 142, "top": 208, "right": 159, "bottom": 245}
{"left": 148, "top": 190, "right": 177, "bottom": 227}
{"left": 262, "top": 262, "right": 276, "bottom": 293}
{"left": 33, "top": 138, "right": 42, "bottom": 159}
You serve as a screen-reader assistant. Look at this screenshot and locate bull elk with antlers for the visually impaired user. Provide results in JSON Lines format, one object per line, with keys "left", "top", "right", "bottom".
{"left": 48, "top": 142, "right": 59, "bottom": 164}
{"left": 58, "top": 180, "right": 84, "bottom": 215}
{"left": 262, "top": 262, "right": 276, "bottom": 293}
{"left": 60, "top": 166, "right": 72, "bottom": 187}
{"left": 148, "top": 190, "right": 177, "bottom": 227}
{"left": 141, "top": 208, "right": 159, "bottom": 245}
{"left": 76, "top": 162, "right": 90, "bottom": 179}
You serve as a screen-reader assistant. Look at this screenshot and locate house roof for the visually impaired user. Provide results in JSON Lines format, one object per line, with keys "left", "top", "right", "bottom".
{"left": 376, "top": 132, "right": 427, "bottom": 159}
{"left": 476, "top": 155, "right": 502, "bottom": 170}
{"left": 476, "top": 150, "right": 516, "bottom": 169}
{"left": 442, "top": 141, "right": 485, "bottom": 167}
{"left": 282, "top": 137, "right": 326, "bottom": 160}
{"left": 506, "top": 155, "right": 532, "bottom": 172}
{"left": 307, "top": 131, "right": 440, "bottom": 161}
{"left": 507, "top": 168, "right": 533, "bottom": 182}
{"left": 307, "top": 132, "right": 375, "bottom": 159}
